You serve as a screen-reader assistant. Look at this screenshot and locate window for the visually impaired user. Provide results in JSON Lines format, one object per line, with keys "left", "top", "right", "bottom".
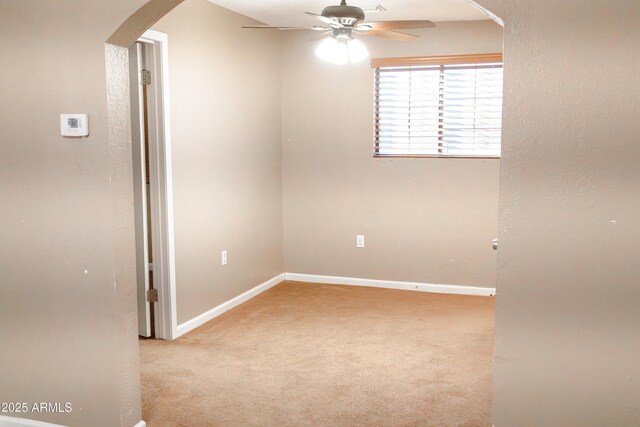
{"left": 373, "top": 54, "right": 503, "bottom": 158}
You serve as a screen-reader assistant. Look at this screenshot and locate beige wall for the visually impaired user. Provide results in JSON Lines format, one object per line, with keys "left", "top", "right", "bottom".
{"left": 151, "top": 0, "right": 284, "bottom": 325}
{"left": 2, "top": 0, "right": 640, "bottom": 426}
{"left": 0, "top": 1, "right": 149, "bottom": 426}
{"left": 282, "top": 20, "right": 503, "bottom": 287}
{"left": 471, "top": 0, "right": 640, "bottom": 425}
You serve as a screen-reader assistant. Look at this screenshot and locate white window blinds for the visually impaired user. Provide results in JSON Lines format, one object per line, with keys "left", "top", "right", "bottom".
{"left": 374, "top": 55, "right": 503, "bottom": 158}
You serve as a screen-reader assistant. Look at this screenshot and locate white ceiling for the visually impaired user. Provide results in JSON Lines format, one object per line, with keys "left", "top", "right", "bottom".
{"left": 207, "top": 0, "right": 489, "bottom": 27}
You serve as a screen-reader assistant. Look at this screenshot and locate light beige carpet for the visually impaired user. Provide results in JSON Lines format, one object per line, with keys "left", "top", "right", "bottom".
{"left": 140, "top": 281, "right": 495, "bottom": 426}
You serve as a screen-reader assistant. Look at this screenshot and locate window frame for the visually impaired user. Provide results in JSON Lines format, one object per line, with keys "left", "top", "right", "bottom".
{"left": 372, "top": 53, "right": 503, "bottom": 159}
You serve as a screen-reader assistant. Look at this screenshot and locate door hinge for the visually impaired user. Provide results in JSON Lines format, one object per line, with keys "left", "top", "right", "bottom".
{"left": 141, "top": 69, "right": 151, "bottom": 86}
{"left": 146, "top": 288, "right": 158, "bottom": 303}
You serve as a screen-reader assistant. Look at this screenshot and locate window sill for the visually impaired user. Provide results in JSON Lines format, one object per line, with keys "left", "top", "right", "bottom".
{"left": 374, "top": 154, "right": 501, "bottom": 159}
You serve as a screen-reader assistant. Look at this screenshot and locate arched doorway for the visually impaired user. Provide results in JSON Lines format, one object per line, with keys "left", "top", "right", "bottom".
{"left": 105, "top": 1, "right": 506, "bottom": 425}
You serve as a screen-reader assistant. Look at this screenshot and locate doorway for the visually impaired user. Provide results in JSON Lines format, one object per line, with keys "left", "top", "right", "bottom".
{"left": 104, "top": 0, "right": 504, "bottom": 424}
{"left": 129, "top": 30, "right": 177, "bottom": 340}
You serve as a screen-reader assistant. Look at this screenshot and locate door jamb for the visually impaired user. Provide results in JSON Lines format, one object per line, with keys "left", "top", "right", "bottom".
{"left": 130, "top": 41, "right": 152, "bottom": 337}
{"left": 137, "top": 29, "right": 177, "bottom": 340}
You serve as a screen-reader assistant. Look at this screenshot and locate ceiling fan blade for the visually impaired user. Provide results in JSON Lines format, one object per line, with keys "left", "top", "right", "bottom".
{"left": 352, "top": 24, "right": 372, "bottom": 32}
{"left": 304, "top": 12, "right": 344, "bottom": 28}
{"left": 243, "top": 25, "right": 329, "bottom": 31}
{"left": 363, "top": 20, "right": 435, "bottom": 31}
{"left": 360, "top": 30, "right": 419, "bottom": 42}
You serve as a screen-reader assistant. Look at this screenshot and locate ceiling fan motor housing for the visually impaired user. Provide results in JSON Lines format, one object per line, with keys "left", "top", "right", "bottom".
{"left": 321, "top": 4, "right": 365, "bottom": 26}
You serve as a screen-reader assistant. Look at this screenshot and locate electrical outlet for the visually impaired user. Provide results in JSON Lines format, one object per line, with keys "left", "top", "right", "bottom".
{"left": 356, "top": 235, "right": 365, "bottom": 248}
{"left": 221, "top": 250, "right": 228, "bottom": 266}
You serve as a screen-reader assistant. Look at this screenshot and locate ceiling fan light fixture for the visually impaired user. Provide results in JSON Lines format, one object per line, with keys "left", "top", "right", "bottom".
{"left": 347, "top": 38, "right": 369, "bottom": 63}
{"left": 315, "top": 37, "right": 347, "bottom": 64}
{"left": 315, "top": 36, "right": 369, "bottom": 65}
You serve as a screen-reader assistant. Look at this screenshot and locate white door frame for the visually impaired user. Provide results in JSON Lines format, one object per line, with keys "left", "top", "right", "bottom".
{"left": 130, "top": 41, "right": 152, "bottom": 337}
{"left": 135, "top": 29, "right": 178, "bottom": 340}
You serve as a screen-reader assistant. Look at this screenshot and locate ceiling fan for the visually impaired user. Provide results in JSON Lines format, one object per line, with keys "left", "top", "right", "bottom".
{"left": 243, "top": 1, "right": 435, "bottom": 64}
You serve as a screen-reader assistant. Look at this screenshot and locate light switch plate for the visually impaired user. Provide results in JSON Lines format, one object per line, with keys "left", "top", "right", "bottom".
{"left": 60, "top": 113, "right": 89, "bottom": 137}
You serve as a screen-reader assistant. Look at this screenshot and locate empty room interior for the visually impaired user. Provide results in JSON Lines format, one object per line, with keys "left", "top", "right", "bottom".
{"left": 1, "top": 0, "right": 639, "bottom": 427}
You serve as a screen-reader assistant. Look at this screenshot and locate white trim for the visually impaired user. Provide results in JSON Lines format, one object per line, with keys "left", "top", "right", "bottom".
{"left": 133, "top": 421, "right": 146, "bottom": 427}
{"left": 284, "top": 273, "right": 495, "bottom": 296}
{"left": 137, "top": 30, "right": 178, "bottom": 340}
{"left": 130, "top": 41, "right": 152, "bottom": 338}
{"left": 175, "top": 274, "right": 285, "bottom": 338}
{"left": 0, "top": 416, "right": 64, "bottom": 427}
{"left": 172, "top": 272, "right": 493, "bottom": 340}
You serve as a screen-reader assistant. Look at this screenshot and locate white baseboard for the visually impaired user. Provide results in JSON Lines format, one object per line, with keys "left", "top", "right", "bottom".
{"left": 284, "top": 273, "right": 495, "bottom": 297}
{"left": 174, "top": 272, "right": 493, "bottom": 338}
{"left": 175, "top": 273, "right": 285, "bottom": 338}
{"left": 0, "top": 414, "right": 144, "bottom": 427}
{"left": 0, "top": 416, "right": 63, "bottom": 427}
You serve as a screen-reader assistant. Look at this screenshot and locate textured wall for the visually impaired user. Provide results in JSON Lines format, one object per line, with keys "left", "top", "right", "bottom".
{"left": 151, "top": 0, "right": 284, "bottom": 325}
{"left": 466, "top": 0, "right": 640, "bottom": 425}
{"left": 105, "top": 44, "right": 143, "bottom": 427}
{"left": 2, "top": 0, "right": 640, "bottom": 425}
{"left": 0, "top": 1, "right": 149, "bottom": 426}
{"left": 282, "top": 20, "right": 503, "bottom": 287}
